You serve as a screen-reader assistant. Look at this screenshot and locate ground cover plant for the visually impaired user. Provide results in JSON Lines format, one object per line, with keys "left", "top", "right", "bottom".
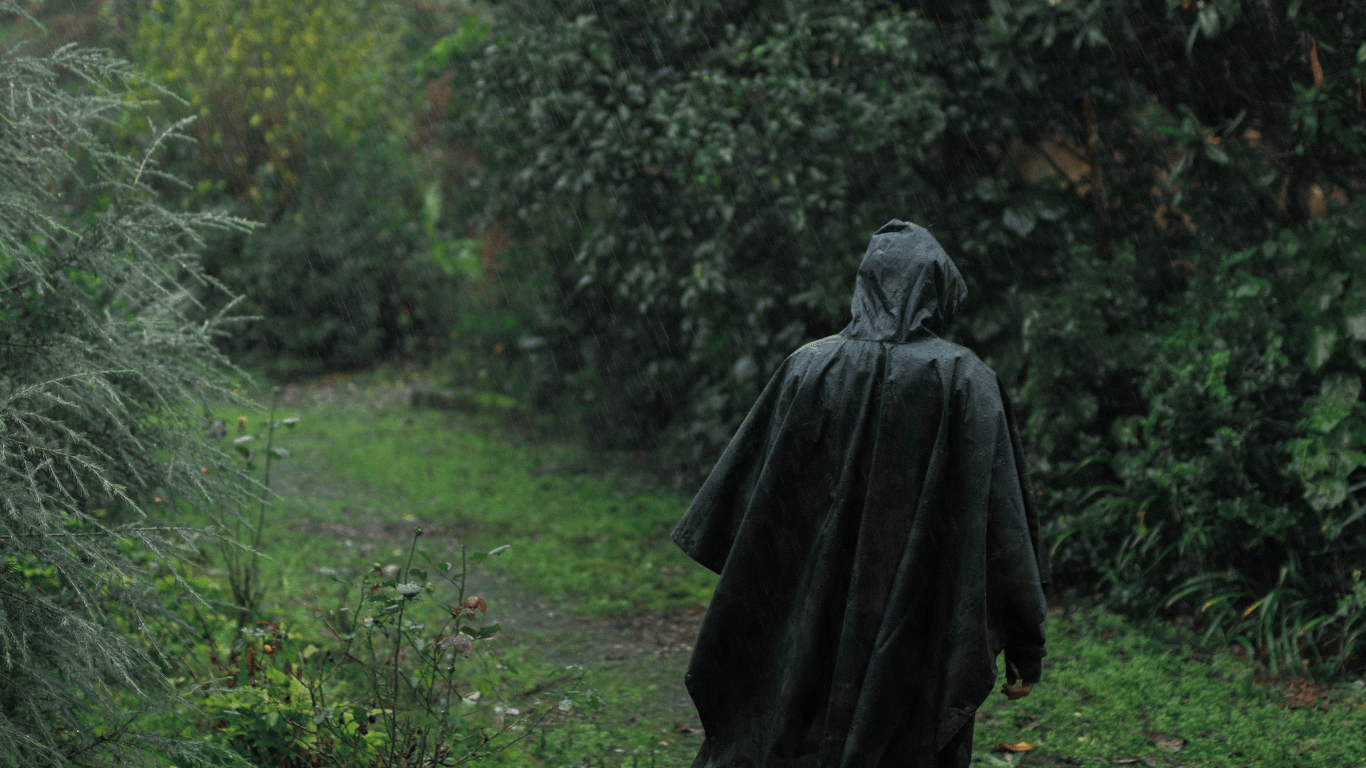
{"left": 148, "top": 529, "right": 588, "bottom": 768}
{"left": 141, "top": 374, "right": 1366, "bottom": 767}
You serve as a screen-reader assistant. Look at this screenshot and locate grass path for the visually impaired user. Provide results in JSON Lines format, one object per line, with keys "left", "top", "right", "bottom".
{"left": 181, "top": 372, "right": 1366, "bottom": 767}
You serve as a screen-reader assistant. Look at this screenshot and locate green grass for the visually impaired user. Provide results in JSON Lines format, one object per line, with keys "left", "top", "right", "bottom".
{"left": 975, "top": 607, "right": 1366, "bottom": 767}
{"left": 151, "top": 376, "right": 1366, "bottom": 768}
{"left": 154, "top": 381, "right": 714, "bottom": 766}
{"left": 210, "top": 385, "right": 718, "bottom": 616}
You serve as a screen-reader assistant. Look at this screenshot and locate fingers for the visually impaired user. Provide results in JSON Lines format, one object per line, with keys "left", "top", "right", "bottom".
{"left": 1002, "top": 661, "right": 1036, "bottom": 699}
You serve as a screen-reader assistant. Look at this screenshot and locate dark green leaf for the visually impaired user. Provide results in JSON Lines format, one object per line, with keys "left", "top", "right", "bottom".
{"left": 1203, "top": 143, "right": 1230, "bottom": 164}
{"left": 1309, "top": 327, "right": 1338, "bottom": 371}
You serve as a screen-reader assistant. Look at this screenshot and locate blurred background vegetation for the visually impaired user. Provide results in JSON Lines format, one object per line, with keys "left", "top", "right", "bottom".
{"left": 12, "top": 0, "right": 1366, "bottom": 687}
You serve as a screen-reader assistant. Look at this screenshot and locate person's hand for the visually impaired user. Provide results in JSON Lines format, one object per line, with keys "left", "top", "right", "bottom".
{"left": 1000, "top": 662, "right": 1034, "bottom": 701}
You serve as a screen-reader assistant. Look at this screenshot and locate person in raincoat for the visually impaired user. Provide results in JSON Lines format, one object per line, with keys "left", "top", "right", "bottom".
{"left": 671, "top": 219, "right": 1049, "bottom": 768}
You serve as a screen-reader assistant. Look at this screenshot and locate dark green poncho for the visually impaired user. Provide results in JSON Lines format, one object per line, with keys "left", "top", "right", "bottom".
{"left": 672, "top": 220, "right": 1049, "bottom": 768}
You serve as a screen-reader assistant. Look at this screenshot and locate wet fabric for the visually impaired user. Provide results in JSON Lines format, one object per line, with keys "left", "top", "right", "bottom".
{"left": 672, "top": 220, "right": 1049, "bottom": 768}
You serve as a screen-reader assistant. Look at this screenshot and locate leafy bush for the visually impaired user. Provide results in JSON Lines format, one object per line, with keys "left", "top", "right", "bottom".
{"left": 1027, "top": 215, "right": 1366, "bottom": 676}
{"left": 112, "top": 0, "right": 459, "bottom": 373}
{"left": 0, "top": 27, "right": 259, "bottom": 768}
{"left": 977, "top": 0, "right": 1366, "bottom": 676}
{"left": 122, "top": 0, "right": 407, "bottom": 213}
{"left": 199, "top": 140, "right": 458, "bottom": 372}
{"left": 451, "top": 0, "right": 945, "bottom": 460}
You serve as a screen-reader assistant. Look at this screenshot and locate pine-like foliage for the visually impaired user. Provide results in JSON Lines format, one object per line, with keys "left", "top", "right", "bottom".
{"left": 0, "top": 20, "right": 256, "bottom": 768}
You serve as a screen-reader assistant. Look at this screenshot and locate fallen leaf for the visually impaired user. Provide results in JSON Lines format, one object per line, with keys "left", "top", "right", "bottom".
{"left": 674, "top": 721, "right": 702, "bottom": 735}
{"left": 1311, "top": 38, "right": 1324, "bottom": 90}
{"left": 990, "top": 742, "right": 1033, "bottom": 753}
{"left": 1157, "top": 737, "right": 1186, "bottom": 752}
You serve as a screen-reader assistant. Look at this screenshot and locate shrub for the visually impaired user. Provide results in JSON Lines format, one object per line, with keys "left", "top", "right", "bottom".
{"left": 0, "top": 25, "right": 258, "bottom": 768}
{"left": 199, "top": 139, "right": 458, "bottom": 372}
{"left": 1029, "top": 215, "right": 1366, "bottom": 678}
{"left": 112, "top": 0, "right": 458, "bottom": 373}
{"left": 982, "top": 0, "right": 1366, "bottom": 677}
{"left": 451, "top": 0, "right": 944, "bottom": 462}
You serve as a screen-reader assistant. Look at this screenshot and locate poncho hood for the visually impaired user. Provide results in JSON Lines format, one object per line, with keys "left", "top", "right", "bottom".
{"left": 842, "top": 219, "right": 968, "bottom": 342}
{"left": 672, "top": 219, "right": 1048, "bottom": 768}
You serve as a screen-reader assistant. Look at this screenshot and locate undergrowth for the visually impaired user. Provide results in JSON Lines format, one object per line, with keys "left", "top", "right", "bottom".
{"left": 138, "top": 375, "right": 1366, "bottom": 767}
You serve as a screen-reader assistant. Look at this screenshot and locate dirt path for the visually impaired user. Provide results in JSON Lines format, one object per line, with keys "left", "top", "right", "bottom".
{"left": 266, "top": 372, "right": 709, "bottom": 737}
{"left": 292, "top": 511, "right": 705, "bottom": 727}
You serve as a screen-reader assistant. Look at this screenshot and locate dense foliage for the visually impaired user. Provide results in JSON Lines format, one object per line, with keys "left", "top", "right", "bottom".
{"left": 443, "top": 0, "right": 1366, "bottom": 675}
{"left": 450, "top": 0, "right": 947, "bottom": 454}
{"left": 0, "top": 32, "right": 257, "bottom": 767}
{"left": 975, "top": 0, "right": 1366, "bottom": 677}
{"left": 112, "top": 0, "right": 459, "bottom": 372}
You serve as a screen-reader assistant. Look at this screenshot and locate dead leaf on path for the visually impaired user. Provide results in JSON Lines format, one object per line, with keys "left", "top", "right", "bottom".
{"left": 1142, "top": 728, "right": 1185, "bottom": 752}
{"left": 1251, "top": 672, "right": 1333, "bottom": 710}
{"left": 989, "top": 742, "right": 1033, "bottom": 753}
